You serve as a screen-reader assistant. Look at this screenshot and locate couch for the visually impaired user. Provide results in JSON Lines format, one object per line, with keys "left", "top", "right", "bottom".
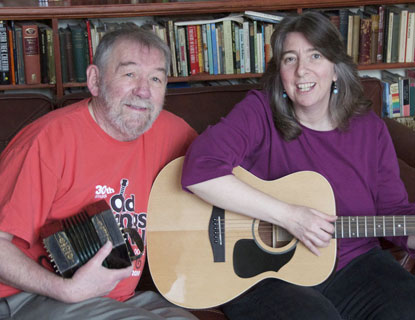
{"left": 0, "top": 77, "right": 414, "bottom": 319}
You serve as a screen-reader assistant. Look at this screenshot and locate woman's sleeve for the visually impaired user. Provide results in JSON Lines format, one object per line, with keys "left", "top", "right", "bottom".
{"left": 181, "top": 91, "right": 270, "bottom": 189}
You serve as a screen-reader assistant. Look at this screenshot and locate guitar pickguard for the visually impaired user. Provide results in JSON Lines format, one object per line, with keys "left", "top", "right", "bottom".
{"left": 233, "top": 239, "right": 296, "bottom": 278}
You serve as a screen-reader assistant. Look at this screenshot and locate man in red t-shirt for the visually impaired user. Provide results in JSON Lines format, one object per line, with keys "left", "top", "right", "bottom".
{"left": 0, "top": 27, "right": 197, "bottom": 319}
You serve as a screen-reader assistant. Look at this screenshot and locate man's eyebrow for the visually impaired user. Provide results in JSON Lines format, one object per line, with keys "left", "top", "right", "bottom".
{"left": 115, "top": 61, "right": 136, "bottom": 72}
{"left": 115, "top": 62, "right": 167, "bottom": 74}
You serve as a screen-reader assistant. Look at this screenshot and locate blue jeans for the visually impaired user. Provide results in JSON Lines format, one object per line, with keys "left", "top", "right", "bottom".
{"left": 222, "top": 248, "right": 415, "bottom": 320}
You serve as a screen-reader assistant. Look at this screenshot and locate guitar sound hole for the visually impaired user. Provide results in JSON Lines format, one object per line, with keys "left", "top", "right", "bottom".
{"left": 258, "top": 221, "right": 294, "bottom": 249}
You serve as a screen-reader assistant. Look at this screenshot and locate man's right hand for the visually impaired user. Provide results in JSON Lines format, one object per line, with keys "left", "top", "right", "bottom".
{"left": 58, "top": 241, "right": 133, "bottom": 303}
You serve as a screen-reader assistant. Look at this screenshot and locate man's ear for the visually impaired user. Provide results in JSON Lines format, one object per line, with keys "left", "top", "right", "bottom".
{"left": 87, "top": 65, "right": 100, "bottom": 97}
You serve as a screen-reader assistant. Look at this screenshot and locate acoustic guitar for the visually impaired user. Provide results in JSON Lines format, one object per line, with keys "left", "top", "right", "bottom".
{"left": 147, "top": 157, "right": 414, "bottom": 309}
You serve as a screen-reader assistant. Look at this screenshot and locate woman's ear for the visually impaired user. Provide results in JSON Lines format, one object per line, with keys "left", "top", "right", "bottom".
{"left": 86, "top": 65, "right": 100, "bottom": 97}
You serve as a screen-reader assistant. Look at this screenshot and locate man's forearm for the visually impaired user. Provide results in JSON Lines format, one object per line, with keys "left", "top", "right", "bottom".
{"left": 0, "top": 232, "right": 67, "bottom": 300}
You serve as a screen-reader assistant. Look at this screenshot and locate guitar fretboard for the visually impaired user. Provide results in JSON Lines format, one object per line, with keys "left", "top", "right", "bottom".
{"left": 334, "top": 216, "right": 415, "bottom": 239}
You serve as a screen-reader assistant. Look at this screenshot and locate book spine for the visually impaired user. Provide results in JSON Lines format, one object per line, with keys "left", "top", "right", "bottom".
{"left": 21, "top": 24, "right": 41, "bottom": 84}
{"left": 7, "top": 24, "right": 16, "bottom": 84}
{"left": 173, "top": 24, "right": 182, "bottom": 76}
{"left": 167, "top": 20, "right": 178, "bottom": 77}
{"left": 370, "top": 14, "right": 379, "bottom": 63}
{"left": 70, "top": 25, "right": 88, "bottom": 82}
{"left": 249, "top": 22, "right": 255, "bottom": 73}
{"left": 46, "top": 28, "right": 56, "bottom": 84}
{"left": 339, "top": 9, "right": 349, "bottom": 48}
{"left": 385, "top": 10, "right": 393, "bottom": 63}
{"left": 239, "top": 27, "right": 245, "bottom": 74}
{"left": 358, "top": 18, "right": 372, "bottom": 65}
{"left": 234, "top": 23, "right": 240, "bottom": 74}
{"left": 217, "top": 23, "right": 223, "bottom": 74}
{"left": 406, "top": 11, "right": 415, "bottom": 63}
{"left": 64, "top": 27, "right": 75, "bottom": 82}
{"left": 206, "top": 23, "right": 213, "bottom": 75}
{"left": 0, "top": 21, "right": 11, "bottom": 84}
{"left": 243, "top": 21, "right": 250, "bottom": 73}
{"left": 390, "top": 82, "right": 401, "bottom": 117}
{"left": 410, "top": 78, "right": 415, "bottom": 116}
{"left": 347, "top": 14, "right": 354, "bottom": 56}
{"left": 187, "top": 25, "right": 198, "bottom": 75}
{"left": 196, "top": 25, "right": 204, "bottom": 73}
{"left": 401, "top": 78, "right": 410, "bottom": 116}
{"left": 398, "top": 9, "right": 408, "bottom": 63}
{"left": 211, "top": 23, "right": 218, "bottom": 75}
{"left": 352, "top": 15, "right": 360, "bottom": 64}
{"left": 85, "top": 19, "right": 94, "bottom": 64}
{"left": 391, "top": 11, "right": 400, "bottom": 63}
{"left": 58, "top": 28, "right": 68, "bottom": 83}
{"left": 15, "top": 25, "right": 25, "bottom": 84}
{"left": 201, "top": 24, "right": 209, "bottom": 74}
{"left": 39, "top": 27, "right": 49, "bottom": 84}
{"left": 264, "top": 23, "right": 272, "bottom": 64}
{"left": 377, "top": 5, "right": 385, "bottom": 62}
{"left": 222, "top": 20, "right": 233, "bottom": 75}
{"left": 178, "top": 26, "right": 188, "bottom": 77}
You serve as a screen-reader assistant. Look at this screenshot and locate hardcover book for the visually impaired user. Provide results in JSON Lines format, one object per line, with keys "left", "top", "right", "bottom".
{"left": 0, "top": 21, "right": 11, "bottom": 84}
{"left": 18, "top": 22, "right": 41, "bottom": 85}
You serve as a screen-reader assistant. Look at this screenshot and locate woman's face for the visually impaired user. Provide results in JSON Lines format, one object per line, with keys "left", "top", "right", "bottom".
{"left": 280, "top": 32, "right": 337, "bottom": 115}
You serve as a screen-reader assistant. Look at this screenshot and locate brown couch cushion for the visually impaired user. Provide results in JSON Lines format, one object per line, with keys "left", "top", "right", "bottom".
{"left": 0, "top": 94, "right": 53, "bottom": 153}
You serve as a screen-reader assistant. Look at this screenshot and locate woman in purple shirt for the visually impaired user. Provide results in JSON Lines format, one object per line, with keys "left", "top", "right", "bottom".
{"left": 182, "top": 11, "right": 415, "bottom": 320}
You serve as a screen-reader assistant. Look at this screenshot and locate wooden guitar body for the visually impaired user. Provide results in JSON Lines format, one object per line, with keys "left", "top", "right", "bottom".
{"left": 147, "top": 157, "right": 337, "bottom": 309}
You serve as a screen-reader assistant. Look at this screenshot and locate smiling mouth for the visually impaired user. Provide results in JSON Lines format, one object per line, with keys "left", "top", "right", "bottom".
{"left": 297, "top": 82, "right": 316, "bottom": 92}
{"left": 125, "top": 104, "right": 150, "bottom": 111}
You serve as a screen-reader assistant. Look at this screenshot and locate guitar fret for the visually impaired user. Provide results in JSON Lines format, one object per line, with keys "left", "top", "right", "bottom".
{"left": 341, "top": 217, "right": 344, "bottom": 238}
{"left": 334, "top": 220, "right": 337, "bottom": 238}
{"left": 334, "top": 215, "right": 415, "bottom": 239}
{"left": 404, "top": 216, "right": 407, "bottom": 235}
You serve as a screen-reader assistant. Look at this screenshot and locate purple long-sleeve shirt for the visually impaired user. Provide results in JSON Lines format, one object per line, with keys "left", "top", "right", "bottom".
{"left": 182, "top": 90, "right": 415, "bottom": 270}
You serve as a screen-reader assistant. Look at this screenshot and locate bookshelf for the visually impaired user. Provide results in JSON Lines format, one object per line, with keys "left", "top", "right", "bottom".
{"left": 1, "top": 0, "right": 415, "bottom": 99}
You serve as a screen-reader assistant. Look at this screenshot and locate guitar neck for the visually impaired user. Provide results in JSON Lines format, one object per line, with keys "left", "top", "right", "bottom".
{"left": 334, "top": 216, "right": 415, "bottom": 239}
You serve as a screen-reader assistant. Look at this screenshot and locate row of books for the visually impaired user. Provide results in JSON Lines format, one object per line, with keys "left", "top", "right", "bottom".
{"left": 151, "top": 11, "right": 284, "bottom": 77}
{"left": 0, "top": 11, "right": 284, "bottom": 85}
{"left": 0, "top": 21, "right": 55, "bottom": 85}
{"left": 4, "top": 6, "right": 415, "bottom": 86}
{"left": 381, "top": 69, "right": 415, "bottom": 118}
{"left": 322, "top": 5, "right": 415, "bottom": 65}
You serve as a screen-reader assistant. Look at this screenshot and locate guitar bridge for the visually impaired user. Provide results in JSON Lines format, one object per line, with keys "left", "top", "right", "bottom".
{"left": 209, "top": 206, "right": 225, "bottom": 262}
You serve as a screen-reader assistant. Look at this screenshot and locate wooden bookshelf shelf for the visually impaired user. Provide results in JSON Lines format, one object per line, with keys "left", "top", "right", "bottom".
{"left": 0, "top": 0, "right": 413, "bottom": 20}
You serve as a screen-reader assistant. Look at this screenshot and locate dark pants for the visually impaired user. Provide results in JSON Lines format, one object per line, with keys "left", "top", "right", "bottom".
{"left": 222, "top": 248, "right": 415, "bottom": 320}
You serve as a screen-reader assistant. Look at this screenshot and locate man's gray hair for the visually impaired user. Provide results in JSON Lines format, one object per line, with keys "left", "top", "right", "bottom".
{"left": 93, "top": 26, "right": 171, "bottom": 75}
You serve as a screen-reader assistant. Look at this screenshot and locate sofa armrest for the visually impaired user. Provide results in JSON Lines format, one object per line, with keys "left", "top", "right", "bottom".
{"left": 383, "top": 118, "right": 415, "bottom": 203}
{"left": 384, "top": 118, "right": 415, "bottom": 168}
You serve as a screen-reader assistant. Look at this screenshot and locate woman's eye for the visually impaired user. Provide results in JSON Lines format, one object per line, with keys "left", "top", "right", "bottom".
{"left": 126, "top": 73, "right": 134, "bottom": 77}
{"left": 284, "top": 56, "right": 295, "bottom": 64}
{"left": 312, "top": 53, "right": 321, "bottom": 59}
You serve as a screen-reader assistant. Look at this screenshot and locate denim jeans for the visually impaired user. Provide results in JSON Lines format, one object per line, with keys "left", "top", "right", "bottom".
{"left": 222, "top": 247, "right": 415, "bottom": 320}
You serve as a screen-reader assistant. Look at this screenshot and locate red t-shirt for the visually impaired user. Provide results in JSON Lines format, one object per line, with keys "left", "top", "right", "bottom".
{"left": 0, "top": 99, "right": 197, "bottom": 301}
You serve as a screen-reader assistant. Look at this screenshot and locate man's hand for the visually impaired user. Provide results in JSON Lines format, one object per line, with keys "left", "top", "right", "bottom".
{"left": 58, "top": 241, "right": 133, "bottom": 303}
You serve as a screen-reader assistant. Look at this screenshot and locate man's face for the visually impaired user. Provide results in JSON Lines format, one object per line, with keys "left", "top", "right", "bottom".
{"left": 95, "top": 41, "right": 167, "bottom": 141}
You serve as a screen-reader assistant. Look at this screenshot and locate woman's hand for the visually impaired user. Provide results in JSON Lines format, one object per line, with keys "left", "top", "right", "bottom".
{"left": 280, "top": 205, "right": 337, "bottom": 256}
